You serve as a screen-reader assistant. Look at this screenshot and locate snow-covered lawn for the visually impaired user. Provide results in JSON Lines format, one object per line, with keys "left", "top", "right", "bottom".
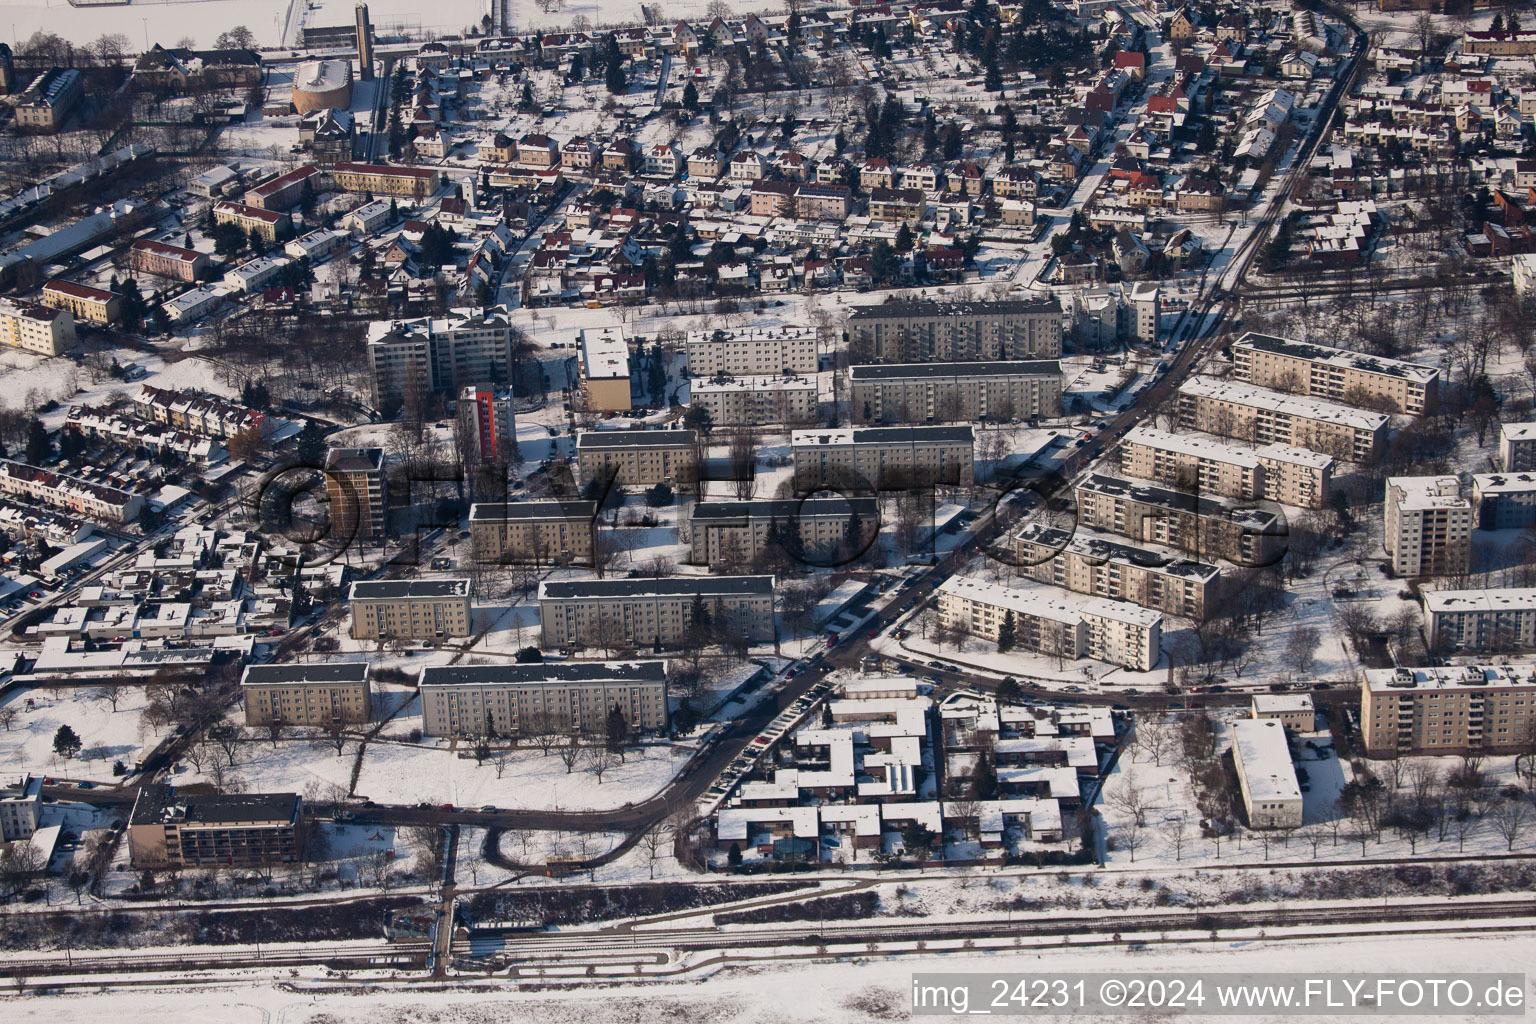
{"left": 0, "top": 686, "right": 157, "bottom": 779}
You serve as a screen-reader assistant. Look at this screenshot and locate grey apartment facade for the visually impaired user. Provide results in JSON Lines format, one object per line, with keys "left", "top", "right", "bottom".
{"left": 848, "top": 298, "right": 1063, "bottom": 364}
{"left": 850, "top": 361, "right": 1062, "bottom": 423}
{"left": 418, "top": 661, "right": 668, "bottom": 737}
{"left": 538, "top": 575, "right": 775, "bottom": 648}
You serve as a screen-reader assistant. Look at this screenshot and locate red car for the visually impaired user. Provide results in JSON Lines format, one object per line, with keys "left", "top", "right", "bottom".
{"left": 438, "top": 803, "right": 454, "bottom": 811}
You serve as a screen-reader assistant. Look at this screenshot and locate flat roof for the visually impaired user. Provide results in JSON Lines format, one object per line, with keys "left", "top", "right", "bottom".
{"left": 420, "top": 661, "right": 666, "bottom": 687}
{"left": 1252, "top": 692, "right": 1315, "bottom": 714}
{"left": 849, "top": 360, "right": 1062, "bottom": 381}
{"left": 576, "top": 429, "right": 695, "bottom": 450}
{"left": 1014, "top": 523, "right": 1222, "bottom": 582}
{"left": 1179, "top": 377, "right": 1390, "bottom": 431}
{"left": 690, "top": 374, "right": 817, "bottom": 393}
{"left": 242, "top": 662, "right": 369, "bottom": 686}
{"left": 1232, "top": 719, "right": 1301, "bottom": 803}
{"left": 1076, "top": 473, "right": 1282, "bottom": 530}
{"left": 349, "top": 578, "right": 471, "bottom": 600}
{"left": 130, "top": 784, "right": 300, "bottom": 826}
{"left": 685, "top": 325, "right": 817, "bottom": 344}
{"left": 1236, "top": 331, "right": 1439, "bottom": 384}
{"left": 690, "top": 496, "right": 878, "bottom": 523}
{"left": 469, "top": 499, "right": 597, "bottom": 522}
{"left": 1472, "top": 472, "right": 1536, "bottom": 495}
{"left": 791, "top": 424, "right": 975, "bottom": 447}
{"left": 579, "top": 325, "right": 630, "bottom": 381}
{"left": 939, "top": 574, "right": 1161, "bottom": 628}
{"left": 850, "top": 296, "right": 1062, "bottom": 319}
{"left": 1500, "top": 421, "right": 1536, "bottom": 443}
{"left": 1124, "top": 425, "right": 1261, "bottom": 469}
{"left": 1388, "top": 475, "right": 1470, "bottom": 512}
{"left": 1363, "top": 663, "right": 1536, "bottom": 693}
{"left": 1422, "top": 588, "right": 1536, "bottom": 614}
{"left": 539, "top": 574, "right": 773, "bottom": 600}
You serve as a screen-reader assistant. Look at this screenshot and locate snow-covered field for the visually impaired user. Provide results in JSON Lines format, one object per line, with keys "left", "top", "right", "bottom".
{"left": 0, "top": 685, "right": 157, "bottom": 779}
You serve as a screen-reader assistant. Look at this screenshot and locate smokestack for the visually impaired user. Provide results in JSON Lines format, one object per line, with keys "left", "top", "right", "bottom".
{"left": 356, "top": 2, "right": 375, "bottom": 81}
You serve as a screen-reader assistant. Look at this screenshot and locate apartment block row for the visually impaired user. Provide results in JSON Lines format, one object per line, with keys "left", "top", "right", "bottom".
{"left": 1120, "top": 426, "right": 1333, "bottom": 509}
{"left": 1422, "top": 588, "right": 1536, "bottom": 652}
{"left": 0, "top": 459, "right": 143, "bottom": 524}
{"left": 1012, "top": 523, "right": 1222, "bottom": 620}
{"left": 686, "top": 497, "right": 878, "bottom": 568}
{"left": 1231, "top": 332, "right": 1438, "bottom": 415}
{"left": 684, "top": 325, "right": 820, "bottom": 377}
{"left": 848, "top": 298, "right": 1063, "bottom": 364}
{"left": 1176, "top": 377, "right": 1388, "bottom": 462}
{"left": 850, "top": 361, "right": 1062, "bottom": 424}
{"left": 537, "top": 575, "right": 775, "bottom": 649}
{"left": 1073, "top": 473, "right": 1284, "bottom": 567}
{"left": 366, "top": 306, "right": 518, "bottom": 409}
{"left": 937, "top": 575, "right": 1163, "bottom": 671}
{"left": 575, "top": 429, "right": 698, "bottom": 488}
{"left": 689, "top": 374, "right": 819, "bottom": 427}
{"left": 348, "top": 579, "right": 472, "bottom": 640}
{"left": 791, "top": 425, "right": 974, "bottom": 489}
{"left": 469, "top": 499, "right": 597, "bottom": 564}
{"left": 1361, "top": 663, "right": 1536, "bottom": 756}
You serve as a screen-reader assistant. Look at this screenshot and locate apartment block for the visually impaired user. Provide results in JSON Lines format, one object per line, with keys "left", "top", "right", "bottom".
{"left": 791, "top": 425, "right": 974, "bottom": 489}
{"left": 1422, "top": 589, "right": 1536, "bottom": 651}
{"left": 241, "top": 663, "right": 372, "bottom": 727}
{"left": 689, "top": 375, "right": 818, "bottom": 426}
{"left": 1361, "top": 663, "right": 1536, "bottom": 756}
{"left": 850, "top": 361, "right": 1062, "bottom": 423}
{"left": 15, "top": 68, "right": 82, "bottom": 131}
{"left": 1499, "top": 422, "right": 1536, "bottom": 472}
{"left": 849, "top": 298, "right": 1063, "bottom": 364}
{"left": 324, "top": 446, "right": 388, "bottom": 542}
{"left": 1120, "top": 426, "right": 1333, "bottom": 509}
{"left": 687, "top": 496, "right": 879, "bottom": 568}
{"left": 212, "top": 200, "right": 291, "bottom": 242}
{"left": 684, "top": 325, "right": 820, "bottom": 376}
{"left": 458, "top": 384, "right": 516, "bottom": 464}
{"left": 329, "top": 161, "right": 440, "bottom": 197}
{"left": 0, "top": 459, "right": 143, "bottom": 523}
{"left": 578, "top": 325, "right": 632, "bottom": 412}
{"left": 418, "top": 661, "right": 668, "bottom": 737}
{"left": 41, "top": 279, "right": 121, "bottom": 326}
{"left": 937, "top": 575, "right": 1162, "bottom": 671}
{"left": 0, "top": 776, "right": 42, "bottom": 842}
{"left": 1176, "top": 377, "right": 1388, "bottom": 462}
{"left": 575, "top": 429, "right": 697, "bottom": 487}
{"left": 1012, "top": 523, "right": 1222, "bottom": 620}
{"left": 0, "top": 300, "right": 73, "bottom": 356}
{"left": 366, "top": 306, "right": 516, "bottom": 408}
{"left": 130, "top": 238, "right": 210, "bottom": 283}
{"left": 1384, "top": 476, "right": 1472, "bottom": 577}
{"left": 349, "top": 578, "right": 472, "bottom": 640}
{"left": 1472, "top": 472, "right": 1536, "bottom": 530}
{"left": 1231, "top": 719, "right": 1302, "bottom": 828}
{"left": 1232, "top": 332, "right": 1438, "bottom": 415}
{"left": 468, "top": 499, "right": 596, "bottom": 564}
{"left": 128, "top": 786, "right": 302, "bottom": 869}
{"left": 244, "top": 164, "right": 325, "bottom": 211}
{"left": 1074, "top": 473, "right": 1284, "bottom": 567}
{"left": 538, "top": 575, "right": 775, "bottom": 648}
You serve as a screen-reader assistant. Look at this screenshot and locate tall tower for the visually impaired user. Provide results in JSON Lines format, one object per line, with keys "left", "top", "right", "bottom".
{"left": 356, "top": 2, "right": 375, "bottom": 81}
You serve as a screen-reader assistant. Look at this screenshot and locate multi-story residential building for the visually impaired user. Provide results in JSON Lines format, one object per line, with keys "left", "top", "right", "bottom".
{"left": 1361, "top": 663, "right": 1536, "bottom": 755}
{"left": 689, "top": 375, "right": 818, "bottom": 426}
{"left": 128, "top": 786, "right": 302, "bottom": 869}
{"left": 937, "top": 575, "right": 1162, "bottom": 671}
{"left": 323, "top": 446, "right": 387, "bottom": 542}
{"left": 538, "top": 575, "right": 775, "bottom": 648}
{"left": 1499, "top": 422, "right": 1536, "bottom": 471}
{"left": 795, "top": 183, "right": 852, "bottom": 220}
{"left": 1423, "top": 589, "right": 1536, "bottom": 651}
{"left": 1231, "top": 719, "right": 1302, "bottom": 828}
{"left": 130, "top": 239, "right": 210, "bottom": 282}
{"left": 868, "top": 186, "right": 925, "bottom": 223}
{"left": 575, "top": 429, "right": 697, "bottom": 487}
{"left": 457, "top": 384, "right": 516, "bottom": 465}
{"left": 578, "top": 325, "right": 632, "bottom": 411}
{"left": 1120, "top": 426, "right": 1333, "bottom": 509}
{"left": 850, "top": 361, "right": 1062, "bottom": 423}
{"left": 348, "top": 578, "right": 472, "bottom": 640}
{"left": 212, "top": 200, "right": 291, "bottom": 242}
{"left": 240, "top": 663, "right": 372, "bottom": 726}
{"left": 1074, "top": 473, "right": 1284, "bottom": 567}
{"left": 792, "top": 425, "right": 974, "bottom": 489}
{"left": 244, "top": 164, "right": 324, "bottom": 211}
{"left": 0, "top": 301, "right": 73, "bottom": 356}
{"left": 41, "top": 280, "right": 120, "bottom": 326}
{"left": 468, "top": 499, "right": 596, "bottom": 564}
{"left": 518, "top": 133, "right": 560, "bottom": 166}
{"left": 1012, "top": 523, "right": 1222, "bottom": 620}
{"left": 418, "top": 661, "right": 668, "bottom": 737}
{"left": 1472, "top": 471, "right": 1536, "bottom": 530}
{"left": 1231, "top": 332, "right": 1438, "bottom": 415}
{"left": 1176, "top": 377, "right": 1388, "bottom": 462}
{"left": 366, "top": 306, "right": 516, "bottom": 408}
{"left": 1384, "top": 476, "right": 1472, "bottom": 577}
{"left": 0, "top": 459, "right": 142, "bottom": 522}
{"left": 0, "top": 776, "right": 42, "bottom": 842}
{"left": 684, "top": 325, "right": 819, "bottom": 376}
{"left": 687, "top": 496, "right": 879, "bottom": 568}
{"left": 848, "top": 298, "right": 1063, "bottom": 364}
{"left": 329, "top": 161, "right": 440, "bottom": 198}
{"left": 14, "top": 68, "right": 82, "bottom": 131}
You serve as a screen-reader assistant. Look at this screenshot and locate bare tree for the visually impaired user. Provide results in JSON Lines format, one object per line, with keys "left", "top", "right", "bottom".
{"left": 584, "top": 746, "right": 619, "bottom": 784}
{"left": 638, "top": 822, "right": 669, "bottom": 879}
{"left": 401, "top": 824, "right": 445, "bottom": 881}
{"left": 1137, "top": 717, "right": 1173, "bottom": 767}
{"left": 557, "top": 734, "right": 584, "bottom": 774}
{"left": 0, "top": 706, "right": 16, "bottom": 731}
{"left": 1117, "top": 824, "right": 1142, "bottom": 863}
{"left": 1109, "top": 766, "right": 1149, "bottom": 827}
{"left": 1490, "top": 799, "right": 1531, "bottom": 851}
{"left": 525, "top": 709, "right": 562, "bottom": 756}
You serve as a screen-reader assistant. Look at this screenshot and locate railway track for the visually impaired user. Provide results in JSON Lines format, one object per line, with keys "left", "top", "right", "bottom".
{"left": 0, "top": 940, "right": 431, "bottom": 978}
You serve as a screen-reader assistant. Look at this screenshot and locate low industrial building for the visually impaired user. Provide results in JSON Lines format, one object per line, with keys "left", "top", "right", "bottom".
{"left": 1251, "top": 693, "right": 1316, "bottom": 732}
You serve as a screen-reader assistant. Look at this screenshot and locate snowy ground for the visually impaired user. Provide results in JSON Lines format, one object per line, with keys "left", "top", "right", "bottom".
{"left": 0, "top": 685, "right": 158, "bottom": 780}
